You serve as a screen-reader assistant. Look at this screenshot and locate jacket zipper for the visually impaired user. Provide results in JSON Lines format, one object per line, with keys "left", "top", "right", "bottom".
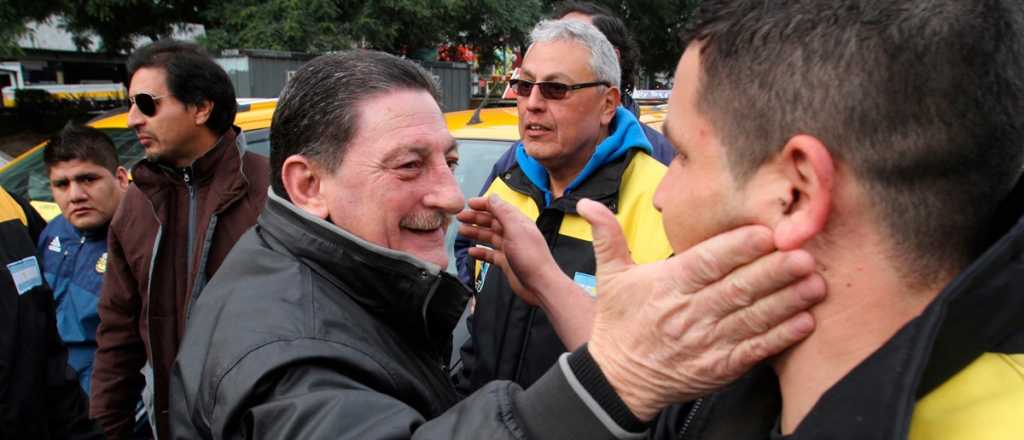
{"left": 183, "top": 167, "right": 197, "bottom": 278}
{"left": 677, "top": 397, "right": 704, "bottom": 440}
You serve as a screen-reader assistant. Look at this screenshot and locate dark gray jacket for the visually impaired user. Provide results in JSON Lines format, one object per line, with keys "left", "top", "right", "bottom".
{"left": 171, "top": 190, "right": 645, "bottom": 439}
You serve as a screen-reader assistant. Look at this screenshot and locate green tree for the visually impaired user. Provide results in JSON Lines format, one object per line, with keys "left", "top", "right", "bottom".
{"left": 0, "top": 0, "right": 65, "bottom": 54}
{"left": 448, "top": 0, "right": 543, "bottom": 73}
{"left": 200, "top": 0, "right": 355, "bottom": 53}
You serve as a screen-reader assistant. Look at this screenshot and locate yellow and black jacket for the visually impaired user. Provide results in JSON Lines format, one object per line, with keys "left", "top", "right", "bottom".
{"left": 651, "top": 181, "right": 1024, "bottom": 440}
{"left": 0, "top": 186, "right": 101, "bottom": 439}
{"left": 455, "top": 107, "right": 674, "bottom": 394}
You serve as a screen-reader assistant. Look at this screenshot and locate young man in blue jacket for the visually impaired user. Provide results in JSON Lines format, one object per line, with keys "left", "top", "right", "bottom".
{"left": 37, "top": 124, "right": 129, "bottom": 394}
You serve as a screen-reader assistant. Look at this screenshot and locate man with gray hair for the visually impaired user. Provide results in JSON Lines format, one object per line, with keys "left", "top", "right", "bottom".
{"left": 169, "top": 48, "right": 825, "bottom": 439}
{"left": 454, "top": 19, "right": 674, "bottom": 394}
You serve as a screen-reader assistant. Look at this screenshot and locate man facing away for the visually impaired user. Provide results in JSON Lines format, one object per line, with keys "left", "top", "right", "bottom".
{"left": 91, "top": 39, "right": 270, "bottom": 439}
{"left": 37, "top": 124, "right": 130, "bottom": 395}
{"left": 454, "top": 19, "right": 675, "bottom": 395}
{"left": 460, "top": 0, "right": 1024, "bottom": 438}
{"left": 171, "top": 49, "right": 827, "bottom": 439}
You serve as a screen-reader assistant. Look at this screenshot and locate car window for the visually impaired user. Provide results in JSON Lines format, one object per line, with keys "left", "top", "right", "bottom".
{"left": 444, "top": 139, "right": 514, "bottom": 274}
{"left": 242, "top": 128, "right": 271, "bottom": 157}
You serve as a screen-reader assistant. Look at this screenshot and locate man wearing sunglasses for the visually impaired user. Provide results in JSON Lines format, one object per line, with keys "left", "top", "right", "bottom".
{"left": 453, "top": 19, "right": 673, "bottom": 395}
{"left": 90, "top": 39, "right": 270, "bottom": 440}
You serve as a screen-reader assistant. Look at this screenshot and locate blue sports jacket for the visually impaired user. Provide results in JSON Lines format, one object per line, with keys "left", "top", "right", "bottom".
{"left": 37, "top": 215, "right": 108, "bottom": 394}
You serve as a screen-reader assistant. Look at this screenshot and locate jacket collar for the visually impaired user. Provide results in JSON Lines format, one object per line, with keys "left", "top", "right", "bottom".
{"left": 688, "top": 176, "right": 1024, "bottom": 440}
{"left": 259, "top": 190, "right": 470, "bottom": 357}
{"left": 513, "top": 107, "right": 652, "bottom": 207}
{"left": 132, "top": 127, "right": 249, "bottom": 214}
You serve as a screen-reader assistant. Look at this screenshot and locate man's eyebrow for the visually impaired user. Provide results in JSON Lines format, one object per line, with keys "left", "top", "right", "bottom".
{"left": 72, "top": 172, "right": 102, "bottom": 180}
{"left": 50, "top": 177, "right": 69, "bottom": 185}
{"left": 518, "top": 68, "right": 571, "bottom": 83}
{"left": 383, "top": 139, "right": 459, "bottom": 162}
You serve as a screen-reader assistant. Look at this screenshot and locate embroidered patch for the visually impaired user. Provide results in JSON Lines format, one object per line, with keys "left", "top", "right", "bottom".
{"left": 7, "top": 256, "right": 43, "bottom": 295}
{"left": 573, "top": 272, "right": 597, "bottom": 298}
{"left": 95, "top": 252, "right": 107, "bottom": 273}
{"left": 48, "top": 236, "right": 61, "bottom": 253}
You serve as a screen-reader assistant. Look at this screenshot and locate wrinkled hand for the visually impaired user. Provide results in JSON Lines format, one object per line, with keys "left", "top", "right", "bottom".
{"left": 579, "top": 199, "right": 826, "bottom": 421}
{"left": 457, "top": 195, "right": 563, "bottom": 306}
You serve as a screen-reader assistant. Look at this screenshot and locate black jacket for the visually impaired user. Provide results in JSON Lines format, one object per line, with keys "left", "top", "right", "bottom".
{"left": 651, "top": 180, "right": 1024, "bottom": 440}
{"left": 454, "top": 145, "right": 672, "bottom": 394}
{"left": 0, "top": 187, "right": 103, "bottom": 439}
{"left": 171, "top": 190, "right": 647, "bottom": 439}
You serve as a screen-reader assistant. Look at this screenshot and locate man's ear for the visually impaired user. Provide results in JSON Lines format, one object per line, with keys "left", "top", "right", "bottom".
{"left": 280, "top": 155, "right": 330, "bottom": 219}
{"left": 771, "top": 134, "right": 834, "bottom": 250}
{"left": 114, "top": 166, "right": 130, "bottom": 190}
{"left": 601, "top": 86, "right": 622, "bottom": 125}
{"left": 191, "top": 99, "right": 213, "bottom": 126}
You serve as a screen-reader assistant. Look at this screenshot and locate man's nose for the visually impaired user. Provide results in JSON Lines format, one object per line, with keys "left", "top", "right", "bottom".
{"left": 425, "top": 166, "right": 466, "bottom": 215}
{"left": 126, "top": 102, "right": 144, "bottom": 128}
{"left": 524, "top": 84, "right": 548, "bottom": 111}
{"left": 68, "top": 181, "right": 88, "bottom": 202}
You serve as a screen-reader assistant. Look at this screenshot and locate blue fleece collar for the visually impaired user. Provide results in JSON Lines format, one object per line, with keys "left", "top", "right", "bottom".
{"left": 515, "top": 106, "right": 653, "bottom": 206}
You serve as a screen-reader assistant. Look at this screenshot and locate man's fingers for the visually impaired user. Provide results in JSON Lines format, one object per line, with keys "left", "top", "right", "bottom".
{"left": 665, "top": 226, "right": 775, "bottom": 292}
{"left": 728, "top": 311, "right": 815, "bottom": 369}
{"left": 466, "top": 196, "right": 491, "bottom": 211}
{"left": 458, "top": 221, "right": 504, "bottom": 249}
{"left": 456, "top": 208, "right": 495, "bottom": 229}
{"left": 577, "top": 198, "right": 633, "bottom": 273}
{"left": 468, "top": 246, "right": 499, "bottom": 265}
{"left": 698, "top": 250, "right": 817, "bottom": 319}
{"left": 715, "top": 272, "right": 825, "bottom": 342}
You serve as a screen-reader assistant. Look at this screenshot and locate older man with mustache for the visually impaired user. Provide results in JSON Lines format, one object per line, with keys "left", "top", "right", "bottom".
{"left": 170, "top": 49, "right": 825, "bottom": 439}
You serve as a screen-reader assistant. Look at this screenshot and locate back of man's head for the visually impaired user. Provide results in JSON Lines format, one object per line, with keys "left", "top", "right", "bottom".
{"left": 269, "top": 50, "right": 440, "bottom": 200}
{"left": 686, "top": 0, "right": 1024, "bottom": 279}
{"left": 128, "top": 39, "right": 237, "bottom": 134}
{"left": 44, "top": 124, "right": 120, "bottom": 175}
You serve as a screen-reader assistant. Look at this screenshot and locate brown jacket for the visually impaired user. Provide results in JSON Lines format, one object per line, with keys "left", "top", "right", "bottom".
{"left": 91, "top": 128, "right": 269, "bottom": 439}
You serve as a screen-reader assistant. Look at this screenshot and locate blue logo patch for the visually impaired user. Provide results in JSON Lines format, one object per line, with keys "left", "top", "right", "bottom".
{"left": 7, "top": 256, "right": 43, "bottom": 295}
{"left": 573, "top": 272, "right": 597, "bottom": 298}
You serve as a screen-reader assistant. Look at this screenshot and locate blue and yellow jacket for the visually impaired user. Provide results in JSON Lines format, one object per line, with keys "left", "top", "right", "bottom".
{"left": 651, "top": 180, "right": 1024, "bottom": 440}
{"left": 454, "top": 107, "right": 674, "bottom": 393}
{"left": 37, "top": 215, "right": 108, "bottom": 395}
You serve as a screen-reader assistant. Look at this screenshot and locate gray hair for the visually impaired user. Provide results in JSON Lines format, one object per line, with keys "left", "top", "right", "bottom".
{"left": 269, "top": 50, "right": 440, "bottom": 200}
{"left": 530, "top": 19, "right": 621, "bottom": 88}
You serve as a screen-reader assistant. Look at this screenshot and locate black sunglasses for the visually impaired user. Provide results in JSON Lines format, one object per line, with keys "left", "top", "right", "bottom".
{"left": 509, "top": 79, "right": 610, "bottom": 100}
{"left": 127, "top": 93, "right": 167, "bottom": 117}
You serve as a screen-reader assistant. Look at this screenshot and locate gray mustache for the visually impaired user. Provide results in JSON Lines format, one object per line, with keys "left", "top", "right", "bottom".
{"left": 400, "top": 211, "right": 449, "bottom": 231}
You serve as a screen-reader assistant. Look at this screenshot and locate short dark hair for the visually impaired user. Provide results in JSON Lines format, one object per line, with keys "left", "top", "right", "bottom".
{"left": 44, "top": 124, "right": 120, "bottom": 175}
{"left": 685, "top": 0, "right": 1024, "bottom": 280}
{"left": 127, "top": 39, "right": 237, "bottom": 134}
{"left": 270, "top": 50, "right": 440, "bottom": 200}
{"left": 551, "top": 2, "right": 641, "bottom": 92}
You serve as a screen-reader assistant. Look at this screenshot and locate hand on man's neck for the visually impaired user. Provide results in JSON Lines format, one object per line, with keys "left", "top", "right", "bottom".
{"left": 772, "top": 228, "right": 955, "bottom": 435}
